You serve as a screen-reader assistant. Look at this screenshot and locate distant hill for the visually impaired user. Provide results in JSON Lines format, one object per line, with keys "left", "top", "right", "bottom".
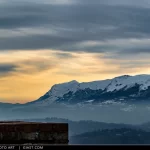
{"left": 70, "top": 128, "right": 150, "bottom": 144}
{"left": 13, "top": 117, "right": 150, "bottom": 144}
{"left": 17, "top": 117, "right": 138, "bottom": 136}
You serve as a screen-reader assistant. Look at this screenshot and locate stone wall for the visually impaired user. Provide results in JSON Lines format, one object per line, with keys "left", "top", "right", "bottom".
{"left": 0, "top": 121, "right": 68, "bottom": 144}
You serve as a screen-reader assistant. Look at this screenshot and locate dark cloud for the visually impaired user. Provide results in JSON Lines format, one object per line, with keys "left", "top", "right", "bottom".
{"left": 0, "top": 64, "right": 16, "bottom": 75}
{"left": 122, "top": 47, "right": 150, "bottom": 54}
{"left": 0, "top": 0, "right": 150, "bottom": 55}
{"left": 75, "top": 0, "right": 150, "bottom": 7}
{"left": 53, "top": 52, "right": 76, "bottom": 59}
{"left": 0, "top": 59, "right": 57, "bottom": 77}
{"left": 19, "top": 59, "right": 55, "bottom": 73}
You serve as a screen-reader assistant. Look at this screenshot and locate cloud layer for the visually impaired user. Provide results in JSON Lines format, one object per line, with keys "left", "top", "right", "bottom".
{"left": 0, "top": 0, "right": 150, "bottom": 55}
{"left": 1, "top": 0, "right": 150, "bottom": 103}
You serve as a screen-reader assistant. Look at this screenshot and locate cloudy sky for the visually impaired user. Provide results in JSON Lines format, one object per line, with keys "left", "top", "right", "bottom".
{"left": 1, "top": 0, "right": 150, "bottom": 103}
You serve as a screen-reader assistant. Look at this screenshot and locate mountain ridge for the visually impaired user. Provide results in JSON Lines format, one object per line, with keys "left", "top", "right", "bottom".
{"left": 28, "top": 74, "right": 150, "bottom": 105}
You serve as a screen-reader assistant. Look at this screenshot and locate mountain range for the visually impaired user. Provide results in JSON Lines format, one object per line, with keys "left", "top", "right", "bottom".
{"left": 28, "top": 74, "right": 150, "bottom": 106}
{"left": 1, "top": 74, "right": 150, "bottom": 124}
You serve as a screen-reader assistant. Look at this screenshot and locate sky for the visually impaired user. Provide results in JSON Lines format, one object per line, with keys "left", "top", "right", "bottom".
{"left": 1, "top": 0, "right": 150, "bottom": 103}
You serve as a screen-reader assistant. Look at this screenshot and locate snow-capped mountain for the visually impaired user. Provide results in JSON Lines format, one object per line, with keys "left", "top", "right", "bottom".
{"left": 29, "top": 74, "right": 150, "bottom": 105}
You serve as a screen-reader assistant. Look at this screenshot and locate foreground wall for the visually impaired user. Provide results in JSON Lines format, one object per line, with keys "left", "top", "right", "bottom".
{"left": 0, "top": 121, "right": 68, "bottom": 144}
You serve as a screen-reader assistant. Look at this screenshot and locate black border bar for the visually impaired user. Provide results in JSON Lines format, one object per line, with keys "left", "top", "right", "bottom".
{"left": 0, "top": 145, "right": 150, "bottom": 150}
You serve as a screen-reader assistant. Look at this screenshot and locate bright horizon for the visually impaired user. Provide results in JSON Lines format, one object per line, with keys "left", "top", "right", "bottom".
{"left": 1, "top": 0, "right": 150, "bottom": 103}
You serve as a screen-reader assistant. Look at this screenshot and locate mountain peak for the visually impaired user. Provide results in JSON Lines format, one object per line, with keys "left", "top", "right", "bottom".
{"left": 67, "top": 80, "right": 78, "bottom": 84}
{"left": 54, "top": 80, "right": 79, "bottom": 86}
{"left": 114, "top": 75, "right": 131, "bottom": 79}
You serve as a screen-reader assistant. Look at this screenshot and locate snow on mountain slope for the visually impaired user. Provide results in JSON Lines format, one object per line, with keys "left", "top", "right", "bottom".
{"left": 30, "top": 80, "right": 80, "bottom": 105}
{"left": 106, "top": 75, "right": 150, "bottom": 92}
{"left": 31, "top": 74, "right": 150, "bottom": 105}
{"left": 49, "top": 80, "right": 79, "bottom": 99}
